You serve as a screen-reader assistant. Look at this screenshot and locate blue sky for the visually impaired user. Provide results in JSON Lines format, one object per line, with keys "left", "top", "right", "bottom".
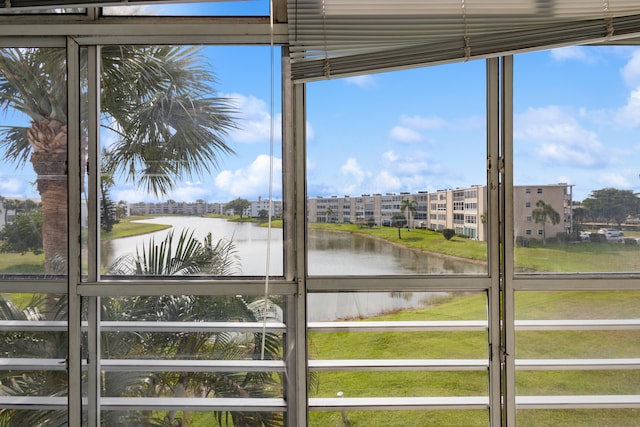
{"left": 2, "top": 3, "right": 640, "bottom": 204}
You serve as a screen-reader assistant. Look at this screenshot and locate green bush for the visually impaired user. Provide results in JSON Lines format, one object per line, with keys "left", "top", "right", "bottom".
{"left": 442, "top": 228, "right": 455, "bottom": 240}
{"left": 589, "top": 233, "right": 607, "bottom": 243}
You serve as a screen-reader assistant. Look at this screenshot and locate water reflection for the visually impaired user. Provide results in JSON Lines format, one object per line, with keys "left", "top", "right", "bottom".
{"left": 101, "top": 217, "right": 486, "bottom": 320}
{"left": 102, "top": 218, "right": 486, "bottom": 276}
{"left": 308, "top": 229, "right": 485, "bottom": 275}
{"left": 101, "top": 217, "right": 284, "bottom": 276}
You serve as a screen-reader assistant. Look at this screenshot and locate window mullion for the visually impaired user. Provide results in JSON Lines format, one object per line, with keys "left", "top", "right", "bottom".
{"left": 500, "top": 54, "right": 516, "bottom": 427}
{"left": 66, "top": 35, "right": 83, "bottom": 427}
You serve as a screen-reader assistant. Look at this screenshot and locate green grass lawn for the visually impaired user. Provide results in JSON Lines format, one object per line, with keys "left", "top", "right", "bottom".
{"left": 309, "top": 291, "right": 640, "bottom": 426}
{"left": 101, "top": 215, "right": 172, "bottom": 239}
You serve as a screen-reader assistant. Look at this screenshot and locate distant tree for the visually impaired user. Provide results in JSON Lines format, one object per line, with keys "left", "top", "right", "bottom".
{"left": 532, "top": 199, "right": 560, "bottom": 245}
{"left": 0, "top": 197, "right": 20, "bottom": 224}
{"left": 400, "top": 198, "right": 417, "bottom": 229}
{"left": 0, "top": 208, "right": 42, "bottom": 254}
{"left": 326, "top": 207, "right": 334, "bottom": 223}
{"left": 116, "top": 200, "right": 128, "bottom": 219}
{"left": 100, "top": 149, "right": 118, "bottom": 232}
{"left": 226, "top": 197, "right": 251, "bottom": 218}
{"left": 366, "top": 217, "right": 375, "bottom": 228}
{"left": 582, "top": 188, "right": 639, "bottom": 226}
{"left": 442, "top": 228, "right": 455, "bottom": 240}
{"left": 572, "top": 206, "right": 586, "bottom": 238}
{"left": 391, "top": 212, "right": 406, "bottom": 239}
{"left": 258, "top": 209, "right": 269, "bottom": 220}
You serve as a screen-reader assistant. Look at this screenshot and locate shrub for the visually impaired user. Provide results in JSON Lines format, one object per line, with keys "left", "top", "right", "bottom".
{"left": 442, "top": 229, "right": 455, "bottom": 240}
{"left": 589, "top": 233, "right": 607, "bottom": 243}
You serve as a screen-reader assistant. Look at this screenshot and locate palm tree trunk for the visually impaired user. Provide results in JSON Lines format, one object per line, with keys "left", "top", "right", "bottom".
{"left": 28, "top": 120, "right": 68, "bottom": 275}
{"left": 29, "top": 121, "right": 67, "bottom": 323}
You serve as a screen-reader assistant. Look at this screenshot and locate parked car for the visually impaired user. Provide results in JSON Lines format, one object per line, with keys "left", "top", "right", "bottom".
{"left": 598, "top": 228, "right": 624, "bottom": 242}
{"left": 579, "top": 231, "right": 590, "bottom": 241}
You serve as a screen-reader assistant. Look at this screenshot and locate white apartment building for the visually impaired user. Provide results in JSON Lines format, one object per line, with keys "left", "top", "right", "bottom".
{"left": 248, "top": 196, "right": 283, "bottom": 218}
{"left": 308, "top": 184, "right": 571, "bottom": 242}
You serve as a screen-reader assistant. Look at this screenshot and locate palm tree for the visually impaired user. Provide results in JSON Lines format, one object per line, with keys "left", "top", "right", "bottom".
{"left": 400, "top": 198, "right": 417, "bottom": 229}
{"left": 0, "top": 230, "right": 284, "bottom": 427}
{"left": 532, "top": 199, "right": 560, "bottom": 245}
{"left": 391, "top": 212, "right": 406, "bottom": 239}
{"left": 0, "top": 46, "right": 237, "bottom": 274}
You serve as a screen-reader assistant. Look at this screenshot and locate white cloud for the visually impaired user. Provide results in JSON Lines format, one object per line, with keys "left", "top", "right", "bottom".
{"left": 400, "top": 115, "right": 446, "bottom": 130}
{"left": 317, "top": 151, "right": 445, "bottom": 196}
{"left": 332, "top": 158, "right": 372, "bottom": 195}
{"left": 224, "top": 93, "right": 282, "bottom": 143}
{"left": 389, "top": 114, "right": 447, "bottom": 143}
{"left": 371, "top": 170, "right": 402, "bottom": 191}
{"left": 344, "top": 75, "right": 376, "bottom": 88}
{"left": 380, "top": 150, "right": 430, "bottom": 176}
{"left": 382, "top": 150, "right": 399, "bottom": 163}
{"left": 113, "top": 188, "right": 146, "bottom": 203}
{"left": 215, "top": 154, "right": 282, "bottom": 198}
{"left": 306, "top": 122, "right": 315, "bottom": 141}
{"left": 621, "top": 49, "right": 640, "bottom": 88}
{"left": 515, "top": 106, "right": 607, "bottom": 167}
{"left": 550, "top": 46, "right": 594, "bottom": 63}
{"left": 113, "top": 183, "right": 210, "bottom": 203}
{"left": 0, "top": 178, "right": 27, "bottom": 197}
{"left": 167, "top": 184, "right": 211, "bottom": 202}
{"left": 390, "top": 126, "right": 423, "bottom": 142}
{"left": 597, "top": 172, "right": 632, "bottom": 188}
{"left": 340, "top": 158, "right": 365, "bottom": 182}
{"left": 616, "top": 87, "right": 640, "bottom": 127}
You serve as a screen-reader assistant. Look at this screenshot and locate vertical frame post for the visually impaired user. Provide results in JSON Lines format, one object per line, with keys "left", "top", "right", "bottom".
{"left": 486, "top": 57, "right": 502, "bottom": 427}
{"left": 282, "top": 47, "right": 309, "bottom": 426}
{"left": 501, "top": 55, "right": 516, "bottom": 427}
{"left": 66, "top": 36, "right": 83, "bottom": 427}
{"left": 86, "top": 44, "right": 101, "bottom": 427}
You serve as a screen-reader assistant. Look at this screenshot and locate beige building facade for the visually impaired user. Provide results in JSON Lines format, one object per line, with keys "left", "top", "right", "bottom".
{"left": 308, "top": 183, "right": 571, "bottom": 242}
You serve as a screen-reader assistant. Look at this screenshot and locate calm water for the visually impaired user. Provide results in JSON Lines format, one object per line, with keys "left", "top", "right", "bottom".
{"left": 101, "top": 217, "right": 485, "bottom": 320}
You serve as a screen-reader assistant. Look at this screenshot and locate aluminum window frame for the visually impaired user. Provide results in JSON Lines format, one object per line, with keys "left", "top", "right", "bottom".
{"left": 0, "top": 9, "right": 638, "bottom": 427}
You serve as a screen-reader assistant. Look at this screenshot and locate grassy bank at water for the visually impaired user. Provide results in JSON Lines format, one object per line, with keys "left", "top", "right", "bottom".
{"left": 308, "top": 222, "right": 640, "bottom": 273}
{"left": 309, "top": 291, "right": 640, "bottom": 426}
{"left": 101, "top": 215, "right": 172, "bottom": 239}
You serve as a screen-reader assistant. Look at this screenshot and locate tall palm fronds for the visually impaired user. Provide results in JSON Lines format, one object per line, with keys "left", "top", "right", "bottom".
{"left": 102, "top": 230, "right": 283, "bottom": 427}
{"left": 0, "top": 46, "right": 238, "bottom": 273}
{"left": 107, "top": 228, "right": 240, "bottom": 276}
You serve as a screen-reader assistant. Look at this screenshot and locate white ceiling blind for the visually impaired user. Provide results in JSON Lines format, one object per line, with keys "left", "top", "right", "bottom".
{"left": 1, "top": 0, "right": 234, "bottom": 10}
{"left": 287, "top": 0, "right": 640, "bottom": 82}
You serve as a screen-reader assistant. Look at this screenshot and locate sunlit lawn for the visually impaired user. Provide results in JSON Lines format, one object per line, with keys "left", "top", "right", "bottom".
{"left": 101, "top": 215, "right": 172, "bottom": 239}
{"left": 309, "top": 291, "right": 640, "bottom": 426}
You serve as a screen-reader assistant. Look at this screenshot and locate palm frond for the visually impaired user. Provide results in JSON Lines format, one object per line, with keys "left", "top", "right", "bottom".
{"left": 0, "top": 125, "right": 31, "bottom": 167}
{"left": 101, "top": 45, "right": 238, "bottom": 197}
